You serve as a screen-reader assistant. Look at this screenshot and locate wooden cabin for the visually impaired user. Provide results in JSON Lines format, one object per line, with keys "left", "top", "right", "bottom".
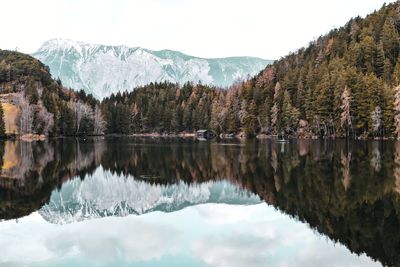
{"left": 196, "top": 130, "right": 215, "bottom": 139}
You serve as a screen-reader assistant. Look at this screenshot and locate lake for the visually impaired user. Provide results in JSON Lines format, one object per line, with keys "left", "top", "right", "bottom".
{"left": 0, "top": 137, "right": 398, "bottom": 267}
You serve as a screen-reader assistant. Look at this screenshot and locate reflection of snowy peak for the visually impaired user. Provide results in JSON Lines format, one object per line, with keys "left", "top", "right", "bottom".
{"left": 39, "top": 167, "right": 261, "bottom": 224}
{"left": 32, "top": 39, "right": 272, "bottom": 99}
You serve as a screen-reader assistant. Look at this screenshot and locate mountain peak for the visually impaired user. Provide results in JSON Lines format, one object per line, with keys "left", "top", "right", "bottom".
{"left": 39, "top": 38, "right": 83, "bottom": 52}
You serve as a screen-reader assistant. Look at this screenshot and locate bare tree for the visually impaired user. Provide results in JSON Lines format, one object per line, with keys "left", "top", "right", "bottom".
{"left": 68, "top": 100, "right": 94, "bottom": 134}
{"left": 340, "top": 86, "right": 352, "bottom": 138}
{"left": 371, "top": 106, "right": 382, "bottom": 136}
{"left": 33, "top": 104, "right": 54, "bottom": 135}
{"left": 14, "top": 93, "right": 33, "bottom": 134}
{"left": 93, "top": 105, "right": 106, "bottom": 135}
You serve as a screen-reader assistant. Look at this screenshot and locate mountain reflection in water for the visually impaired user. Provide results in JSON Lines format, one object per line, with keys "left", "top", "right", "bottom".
{"left": 0, "top": 137, "right": 399, "bottom": 266}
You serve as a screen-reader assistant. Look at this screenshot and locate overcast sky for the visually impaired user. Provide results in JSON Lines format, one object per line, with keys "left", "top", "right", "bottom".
{"left": 0, "top": 0, "right": 396, "bottom": 59}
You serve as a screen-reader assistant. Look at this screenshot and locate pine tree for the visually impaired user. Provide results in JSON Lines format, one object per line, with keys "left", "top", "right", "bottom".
{"left": 25, "top": 80, "right": 39, "bottom": 105}
{"left": 304, "top": 67, "right": 315, "bottom": 122}
{"left": 59, "top": 104, "right": 75, "bottom": 136}
{"left": 384, "top": 58, "right": 393, "bottom": 81}
{"left": 78, "top": 115, "right": 94, "bottom": 135}
{"left": 393, "top": 56, "right": 400, "bottom": 85}
{"left": 226, "top": 91, "right": 240, "bottom": 133}
{"left": 116, "top": 103, "right": 131, "bottom": 134}
{"left": 381, "top": 18, "right": 400, "bottom": 63}
{"left": 315, "top": 71, "right": 333, "bottom": 126}
{"left": 381, "top": 85, "right": 395, "bottom": 136}
{"left": 360, "top": 35, "right": 375, "bottom": 72}
{"left": 374, "top": 42, "right": 386, "bottom": 77}
{"left": 281, "top": 90, "right": 299, "bottom": 134}
{"left": 242, "top": 100, "right": 257, "bottom": 136}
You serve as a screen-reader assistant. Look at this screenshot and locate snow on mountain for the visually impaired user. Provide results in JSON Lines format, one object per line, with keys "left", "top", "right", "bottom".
{"left": 38, "top": 167, "right": 261, "bottom": 224}
{"left": 32, "top": 39, "right": 272, "bottom": 99}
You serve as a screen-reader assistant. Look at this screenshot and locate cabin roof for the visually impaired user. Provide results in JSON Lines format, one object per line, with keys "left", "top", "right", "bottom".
{"left": 197, "top": 130, "right": 209, "bottom": 133}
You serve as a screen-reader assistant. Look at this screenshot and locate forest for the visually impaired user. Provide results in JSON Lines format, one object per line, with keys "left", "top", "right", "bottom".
{"left": 0, "top": 50, "right": 105, "bottom": 137}
{"left": 1, "top": 2, "right": 400, "bottom": 139}
{"left": 101, "top": 2, "right": 400, "bottom": 138}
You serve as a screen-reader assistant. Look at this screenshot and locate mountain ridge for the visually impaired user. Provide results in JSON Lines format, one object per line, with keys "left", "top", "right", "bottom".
{"left": 32, "top": 38, "right": 272, "bottom": 99}
{"left": 39, "top": 167, "right": 261, "bottom": 224}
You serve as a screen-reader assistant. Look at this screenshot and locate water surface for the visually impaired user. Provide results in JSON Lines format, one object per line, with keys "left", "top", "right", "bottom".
{"left": 0, "top": 137, "right": 398, "bottom": 266}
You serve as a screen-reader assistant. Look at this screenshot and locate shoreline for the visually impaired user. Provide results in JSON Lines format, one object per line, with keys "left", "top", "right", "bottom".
{"left": 125, "top": 132, "right": 397, "bottom": 141}
{"left": 4, "top": 132, "right": 399, "bottom": 141}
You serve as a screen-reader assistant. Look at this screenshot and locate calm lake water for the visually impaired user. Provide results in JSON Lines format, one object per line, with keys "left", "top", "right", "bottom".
{"left": 0, "top": 137, "right": 399, "bottom": 267}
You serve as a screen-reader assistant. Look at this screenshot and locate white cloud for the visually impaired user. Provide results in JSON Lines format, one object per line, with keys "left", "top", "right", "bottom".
{"left": 0, "top": 204, "right": 383, "bottom": 267}
{"left": 0, "top": 0, "right": 395, "bottom": 59}
{"left": 0, "top": 212, "right": 181, "bottom": 266}
{"left": 194, "top": 203, "right": 281, "bottom": 225}
{"left": 191, "top": 204, "right": 381, "bottom": 267}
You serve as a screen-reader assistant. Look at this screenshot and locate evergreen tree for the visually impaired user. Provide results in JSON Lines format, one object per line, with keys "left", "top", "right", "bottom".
{"left": 374, "top": 42, "right": 386, "bottom": 78}
{"left": 25, "top": 80, "right": 39, "bottom": 105}
{"left": 242, "top": 100, "right": 257, "bottom": 136}
{"left": 360, "top": 35, "right": 375, "bottom": 72}
{"left": 384, "top": 58, "right": 393, "bottom": 81}
{"left": 59, "top": 104, "right": 75, "bottom": 136}
{"left": 315, "top": 72, "right": 333, "bottom": 126}
{"left": 281, "top": 90, "right": 299, "bottom": 134}
{"left": 393, "top": 56, "right": 400, "bottom": 85}
{"left": 78, "top": 116, "right": 94, "bottom": 135}
{"left": 381, "top": 18, "right": 400, "bottom": 63}
{"left": 382, "top": 85, "right": 395, "bottom": 135}
{"left": 115, "top": 103, "right": 131, "bottom": 134}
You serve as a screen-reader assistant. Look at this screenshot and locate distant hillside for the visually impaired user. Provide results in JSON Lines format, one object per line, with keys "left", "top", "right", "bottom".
{"left": 32, "top": 39, "right": 272, "bottom": 99}
{"left": 0, "top": 50, "right": 105, "bottom": 137}
{"left": 248, "top": 1, "right": 400, "bottom": 138}
{"left": 100, "top": 2, "right": 400, "bottom": 139}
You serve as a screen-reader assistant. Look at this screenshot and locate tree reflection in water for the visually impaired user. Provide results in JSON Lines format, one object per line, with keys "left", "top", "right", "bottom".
{"left": 0, "top": 137, "right": 399, "bottom": 266}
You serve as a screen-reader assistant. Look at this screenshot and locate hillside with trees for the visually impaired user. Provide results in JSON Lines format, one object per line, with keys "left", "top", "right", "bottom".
{"left": 101, "top": 2, "right": 400, "bottom": 139}
{"left": 0, "top": 50, "right": 106, "bottom": 137}
{"left": 2, "top": 2, "right": 400, "bottom": 139}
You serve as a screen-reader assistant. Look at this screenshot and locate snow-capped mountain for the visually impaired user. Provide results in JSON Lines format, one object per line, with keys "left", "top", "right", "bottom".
{"left": 32, "top": 39, "right": 272, "bottom": 99}
{"left": 39, "top": 167, "right": 261, "bottom": 224}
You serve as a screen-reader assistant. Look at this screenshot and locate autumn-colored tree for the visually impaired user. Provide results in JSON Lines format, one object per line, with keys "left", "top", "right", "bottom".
{"left": 270, "top": 82, "right": 281, "bottom": 134}
{"left": 0, "top": 103, "right": 6, "bottom": 137}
